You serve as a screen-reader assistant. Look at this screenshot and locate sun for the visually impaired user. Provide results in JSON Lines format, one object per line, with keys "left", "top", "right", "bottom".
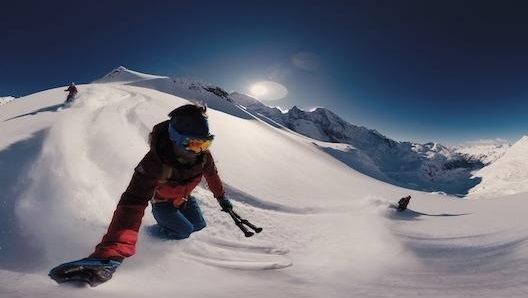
{"left": 248, "top": 81, "right": 288, "bottom": 101}
{"left": 250, "top": 84, "right": 269, "bottom": 97}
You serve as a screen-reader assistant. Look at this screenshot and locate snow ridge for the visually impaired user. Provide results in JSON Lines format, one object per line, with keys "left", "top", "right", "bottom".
{"left": 0, "top": 96, "right": 15, "bottom": 106}
{"left": 468, "top": 136, "right": 528, "bottom": 198}
{"left": 93, "top": 66, "right": 169, "bottom": 83}
{"left": 94, "top": 67, "right": 514, "bottom": 196}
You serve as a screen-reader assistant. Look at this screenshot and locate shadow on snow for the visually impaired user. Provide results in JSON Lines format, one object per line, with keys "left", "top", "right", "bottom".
{"left": 387, "top": 209, "right": 471, "bottom": 221}
{"left": 3, "top": 104, "right": 65, "bottom": 121}
{"left": 0, "top": 130, "right": 48, "bottom": 272}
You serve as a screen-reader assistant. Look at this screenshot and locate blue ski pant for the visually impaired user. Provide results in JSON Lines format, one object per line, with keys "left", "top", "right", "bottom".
{"left": 151, "top": 197, "right": 206, "bottom": 239}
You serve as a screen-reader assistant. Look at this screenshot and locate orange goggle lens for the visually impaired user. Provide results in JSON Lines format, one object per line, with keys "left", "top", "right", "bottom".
{"left": 185, "top": 138, "right": 213, "bottom": 153}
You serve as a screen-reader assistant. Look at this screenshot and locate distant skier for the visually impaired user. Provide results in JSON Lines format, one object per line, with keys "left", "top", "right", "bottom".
{"left": 64, "top": 82, "right": 78, "bottom": 103}
{"left": 396, "top": 195, "right": 411, "bottom": 211}
{"left": 49, "top": 104, "right": 234, "bottom": 286}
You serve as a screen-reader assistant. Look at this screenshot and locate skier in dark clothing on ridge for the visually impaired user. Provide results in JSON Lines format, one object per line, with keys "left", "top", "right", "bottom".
{"left": 49, "top": 104, "right": 234, "bottom": 287}
{"left": 396, "top": 195, "right": 411, "bottom": 211}
{"left": 64, "top": 82, "right": 78, "bottom": 103}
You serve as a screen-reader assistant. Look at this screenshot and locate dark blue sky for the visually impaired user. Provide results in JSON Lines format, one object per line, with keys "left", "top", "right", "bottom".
{"left": 2, "top": 0, "right": 527, "bottom": 144}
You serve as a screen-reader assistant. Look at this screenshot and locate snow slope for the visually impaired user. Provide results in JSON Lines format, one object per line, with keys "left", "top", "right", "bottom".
{"left": 1, "top": 82, "right": 528, "bottom": 298}
{"left": 0, "top": 96, "right": 15, "bottom": 106}
{"left": 228, "top": 93, "right": 509, "bottom": 196}
{"left": 468, "top": 136, "right": 528, "bottom": 199}
{"left": 456, "top": 140, "right": 510, "bottom": 164}
{"left": 96, "top": 67, "right": 508, "bottom": 196}
{"left": 93, "top": 66, "right": 169, "bottom": 83}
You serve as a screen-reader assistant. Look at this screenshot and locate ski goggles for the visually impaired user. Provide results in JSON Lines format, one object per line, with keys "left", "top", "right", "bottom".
{"left": 168, "top": 124, "right": 214, "bottom": 153}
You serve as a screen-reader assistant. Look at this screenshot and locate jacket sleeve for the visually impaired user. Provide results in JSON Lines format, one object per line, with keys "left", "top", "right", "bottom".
{"left": 90, "top": 151, "right": 162, "bottom": 261}
{"left": 203, "top": 151, "right": 225, "bottom": 199}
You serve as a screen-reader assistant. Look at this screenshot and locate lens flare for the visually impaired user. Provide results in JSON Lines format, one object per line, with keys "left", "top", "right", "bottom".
{"left": 250, "top": 84, "right": 269, "bottom": 97}
{"left": 248, "top": 81, "right": 288, "bottom": 100}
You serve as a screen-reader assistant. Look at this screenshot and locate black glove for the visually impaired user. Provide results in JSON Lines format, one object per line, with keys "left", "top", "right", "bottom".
{"left": 49, "top": 257, "right": 121, "bottom": 287}
{"left": 218, "top": 197, "right": 233, "bottom": 212}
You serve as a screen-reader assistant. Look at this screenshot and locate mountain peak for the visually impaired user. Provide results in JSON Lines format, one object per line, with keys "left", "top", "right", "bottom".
{"left": 510, "top": 135, "right": 528, "bottom": 150}
{"left": 93, "top": 66, "right": 168, "bottom": 83}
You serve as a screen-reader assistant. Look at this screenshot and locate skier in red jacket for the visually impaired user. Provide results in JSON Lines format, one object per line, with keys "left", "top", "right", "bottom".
{"left": 49, "top": 104, "right": 233, "bottom": 286}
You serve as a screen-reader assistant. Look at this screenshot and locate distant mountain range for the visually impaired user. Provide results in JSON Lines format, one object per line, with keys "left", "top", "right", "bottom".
{"left": 230, "top": 92, "right": 510, "bottom": 196}
{"left": 94, "top": 66, "right": 515, "bottom": 196}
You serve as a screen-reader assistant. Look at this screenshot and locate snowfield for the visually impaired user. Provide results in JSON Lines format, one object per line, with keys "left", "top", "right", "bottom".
{"left": 1, "top": 80, "right": 527, "bottom": 298}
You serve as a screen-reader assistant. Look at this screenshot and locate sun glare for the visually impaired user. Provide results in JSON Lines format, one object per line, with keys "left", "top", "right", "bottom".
{"left": 248, "top": 81, "right": 288, "bottom": 101}
{"left": 250, "top": 84, "right": 269, "bottom": 97}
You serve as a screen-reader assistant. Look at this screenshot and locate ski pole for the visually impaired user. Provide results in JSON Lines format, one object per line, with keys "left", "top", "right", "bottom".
{"left": 227, "top": 209, "right": 254, "bottom": 237}
{"left": 229, "top": 209, "right": 263, "bottom": 233}
{"left": 228, "top": 209, "right": 262, "bottom": 237}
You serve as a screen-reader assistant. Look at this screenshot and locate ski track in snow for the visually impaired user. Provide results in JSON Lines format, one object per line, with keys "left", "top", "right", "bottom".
{"left": 376, "top": 231, "right": 528, "bottom": 294}
{"left": 2, "top": 83, "right": 528, "bottom": 297}
{"left": 181, "top": 235, "right": 293, "bottom": 270}
{"left": 222, "top": 183, "right": 317, "bottom": 214}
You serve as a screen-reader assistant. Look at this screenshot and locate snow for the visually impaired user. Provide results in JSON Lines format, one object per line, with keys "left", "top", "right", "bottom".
{"left": 456, "top": 140, "right": 511, "bottom": 164}
{"left": 228, "top": 93, "right": 512, "bottom": 197}
{"left": 1, "top": 74, "right": 528, "bottom": 297}
{"left": 92, "top": 66, "right": 169, "bottom": 83}
{"left": 468, "top": 136, "right": 528, "bottom": 199}
{"left": 0, "top": 96, "right": 15, "bottom": 106}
